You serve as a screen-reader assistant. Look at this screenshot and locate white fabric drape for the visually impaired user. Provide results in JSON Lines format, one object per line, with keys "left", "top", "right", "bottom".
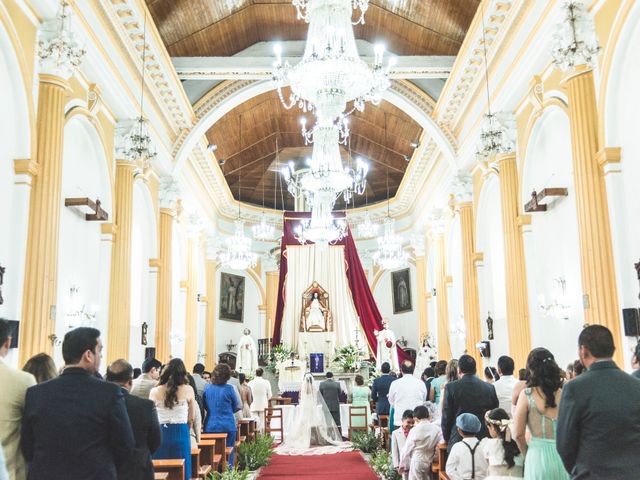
{"left": 282, "top": 245, "right": 363, "bottom": 354}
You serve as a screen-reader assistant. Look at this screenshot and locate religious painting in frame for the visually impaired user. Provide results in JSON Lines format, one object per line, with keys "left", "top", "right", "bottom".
{"left": 219, "top": 272, "right": 245, "bottom": 322}
{"left": 391, "top": 268, "right": 412, "bottom": 314}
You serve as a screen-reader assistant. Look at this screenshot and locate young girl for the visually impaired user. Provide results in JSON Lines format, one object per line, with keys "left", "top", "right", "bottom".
{"left": 482, "top": 408, "right": 524, "bottom": 479}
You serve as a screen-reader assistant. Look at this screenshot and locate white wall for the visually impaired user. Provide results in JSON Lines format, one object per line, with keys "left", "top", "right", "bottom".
{"left": 373, "top": 264, "right": 420, "bottom": 349}
{"left": 170, "top": 227, "right": 186, "bottom": 359}
{"left": 447, "top": 217, "right": 466, "bottom": 357}
{"left": 521, "top": 107, "right": 584, "bottom": 368}
{"left": 476, "top": 176, "right": 509, "bottom": 367}
{"left": 215, "top": 268, "right": 261, "bottom": 362}
{"left": 604, "top": 4, "right": 640, "bottom": 366}
{"left": 55, "top": 116, "right": 111, "bottom": 365}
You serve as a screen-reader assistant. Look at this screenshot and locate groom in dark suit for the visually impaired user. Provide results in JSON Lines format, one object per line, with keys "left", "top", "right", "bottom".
{"left": 557, "top": 325, "right": 640, "bottom": 479}
{"left": 319, "top": 371, "right": 341, "bottom": 427}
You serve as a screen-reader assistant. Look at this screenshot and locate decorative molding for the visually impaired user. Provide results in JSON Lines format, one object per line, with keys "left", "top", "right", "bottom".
{"left": 450, "top": 171, "right": 474, "bottom": 203}
{"left": 13, "top": 158, "right": 39, "bottom": 178}
{"left": 596, "top": 147, "right": 622, "bottom": 175}
{"left": 158, "top": 175, "right": 180, "bottom": 209}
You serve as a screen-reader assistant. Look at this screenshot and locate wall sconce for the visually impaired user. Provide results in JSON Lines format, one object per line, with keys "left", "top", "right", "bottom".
{"left": 539, "top": 276, "right": 572, "bottom": 320}
{"left": 66, "top": 285, "right": 98, "bottom": 328}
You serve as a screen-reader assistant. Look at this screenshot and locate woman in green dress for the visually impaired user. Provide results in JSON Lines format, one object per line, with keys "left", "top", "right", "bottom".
{"left": 351, "top": 374, "right": 371, "bottom": 428}
{"left": 513, "top": 348, "right": 569, "bottom": 480}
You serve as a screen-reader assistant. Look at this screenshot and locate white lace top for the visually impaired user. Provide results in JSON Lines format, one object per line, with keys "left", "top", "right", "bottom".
{"left": 155, "top": 399, "right": 189, "bottom": 424}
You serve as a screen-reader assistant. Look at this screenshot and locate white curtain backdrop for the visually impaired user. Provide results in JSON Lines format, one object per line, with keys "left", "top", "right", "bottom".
{"left": 282, "top": 245, "right": 363, "bottom": 354}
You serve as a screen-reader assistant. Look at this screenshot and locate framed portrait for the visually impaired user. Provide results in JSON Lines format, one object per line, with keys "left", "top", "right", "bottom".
{"left": 219, "top": 272, "right": 245, "bottom": 322}
{"left": 391, "top": 268, "right": 412, "bottom": 314}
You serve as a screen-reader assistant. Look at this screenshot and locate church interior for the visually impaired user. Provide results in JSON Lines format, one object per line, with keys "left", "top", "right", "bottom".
{"left": 1, "top": 0, "right": 640, "bottom": 476}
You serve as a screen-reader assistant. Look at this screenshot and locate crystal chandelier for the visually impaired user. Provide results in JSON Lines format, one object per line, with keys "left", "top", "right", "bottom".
{"left": 372, "top": 217, "right": 408, "bottom": 270}
{"left": 357, "top": 210, "right": 379, "bottom": 239}
{"left": 273, "top": 0, "right": 392, "bottom": 124}
{"left": 252, "top": 218, "right": 275, "bottom": 241}
{"left": 551, "top": 1, "right": 601, "bottom": 71}
{"left": 37, "top": 1, "right": 86, "bottom": 74}
{"left": 293, "top": 192, "right": 348, "bottom": 245}
{"left": 220, "top": 219, "right": 258, "bottom": 270}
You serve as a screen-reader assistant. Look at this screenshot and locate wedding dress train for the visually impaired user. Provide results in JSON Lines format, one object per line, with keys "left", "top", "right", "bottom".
{"left": 275, "top": 374, "right": 352, "bottom": 455}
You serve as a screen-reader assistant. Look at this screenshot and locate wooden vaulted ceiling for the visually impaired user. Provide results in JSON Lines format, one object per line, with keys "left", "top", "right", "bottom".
{"left": 206, "top": 90, "right": 423, "bottom": 209}
{"left": 146, "top": 0, "right": 480, "bottom": 210}
{"left": 146, "top": 0, "right": 480, "bottom": 57}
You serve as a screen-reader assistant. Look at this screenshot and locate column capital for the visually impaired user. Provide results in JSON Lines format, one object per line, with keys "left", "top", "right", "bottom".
{"left": 450, "top": 171, "right": 474, "bottom": 204}
{"left": 186, "top": 212, "right": 204, "bottom": 238}
{"left": 159, "top": 176, "right": 181, "bottom": 209}
{"left": 426, "top": 208, "right": 445, "bottom": 236}
{"left": 37, "top": 1, "right": 85, "bottom": 80}
{"left": 159, "top": 207, "right": 176, "bottom": 217}
{"left": 410, "top": 232, "right": 426, "bottom": 257}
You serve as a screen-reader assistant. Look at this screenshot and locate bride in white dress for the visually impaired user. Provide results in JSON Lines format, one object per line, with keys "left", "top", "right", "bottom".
{"left": 275, "top": 374, "right": 351, "bottom": 455}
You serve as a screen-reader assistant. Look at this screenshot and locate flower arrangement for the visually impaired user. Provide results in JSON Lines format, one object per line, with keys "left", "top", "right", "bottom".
{"left": 267, "top": 343, "right": 294, "bottom": 373}
{"left": 332, "top": 345, "right": 363, "bottom": 372}
{"left": 369, "top": 451, "right": 402, "bottom": 480}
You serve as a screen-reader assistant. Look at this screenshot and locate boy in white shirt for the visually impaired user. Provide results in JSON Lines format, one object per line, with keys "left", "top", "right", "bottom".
{"left": 391, "top": 410, "right": 415, "bottom": 475}
{"left": 445, "top": 413, "right": 488, "bottom": 480}
{"left": 399, "top": 405, "right": 443, "bottom": 480}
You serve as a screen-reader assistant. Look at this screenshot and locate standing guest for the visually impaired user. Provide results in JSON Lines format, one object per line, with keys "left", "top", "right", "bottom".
{"left": 493, "top": 356, "right": 518, "bottom": 416}
{"left": 133, "top": 368, "right": 142, "bottom": 379}
{"left": 632, "top": 343, "right": 640, "bottom": 379}
{"left": 421, "top": 367, "right": 435, "bottom": 400}
{"left": 513, "top": 348, "right": 567, "bottom": 480}
{"left": 557, "top": 325, "right": 640, "bottom": 479}
{"left": 22, "top": 353, "right": 57, "bottom": 384}
{"left": 0, "top": 319, "right": 36, "bottom": 480}
{"left": 351, "top": 374, "right": 370, "bottom": 428}
{"left": 185, "top": 375, "right": 203, "bottom": 449}
{"left": 482, "top": 408, "right": 523, "bottom": 479}
{"left": 441, "top": 355, "right": 498, "bottom": 451}
{"left": 131, "top": 357, "right": 161, "bottom": 399}
{"left": 150, "top": 358, "right": 195, "bottom": 480}
{"left": 106, "top": 359, "right": 161, "bottom": 480}
{"left": 445, "top": 413, "right": 488, "bottom": 480}
{"left": 371, "top": 362, "right": 395, "bottom": 420}
{"left": 21, "top": 327, "right": 134, "bottom": 480}
{"left": 192, "top": 363, "right": 207, "bottom": 397}
{"left": 319, "top": 371, "right": 342, "bottom": 428}
{"left": 484, "top": 367, "right": 500, "bottom": 384}
{"left": 429, "top": 360, "right": 448, "bottom": 404}
{"left": 388, "top": 361, "right": 427, "bottom": 430}
{"left": 399, "top": 405, "right": 443, "bottom": 480}
{"left": 248, "top": 368, "right": 272, "bottom": 432}
{"left": 203, "top": 363, "right": 240, "bottom": 465}
{"left": 238, "top": 373, "right": 253, "bottom": 418}
{"left": 439, "top": 359, "right": 459, "bottom": 412}
{"left": 202, "top": 371, "right": 211, "bottom": 382}
{"left": 391, "top": 410, "right": 415, "bottom": 475}
{"left": 226, "top": 369, "right": 243, "bottom": 421}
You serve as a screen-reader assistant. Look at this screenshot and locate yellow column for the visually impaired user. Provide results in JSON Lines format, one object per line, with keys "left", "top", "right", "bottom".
{"left": 204, "top": 259, "right": 218, "bottom": 366}
{"left": 415, "top": 255, "right": 428, "bottom": 338}
{"left": 106, "top": 160, "right": 137, "bottom": 363}
{"left": 496, "top": 153, "right": 531, "bottom": 369}
{"left": 155, "top": 208, "right": 175, "bottom": 362}
{"left": 19, "top": 74, "right": 70, "bottom": 365}
{"left": 184, "top": 236, "right": 198, "bottom": 368}
{"left": 563, "top": 67, "right": 623, "bottom": 365}
{"left": 266, "top": 271, "right": 280, "bottom": 338}
{"left": 459, "top": 203, "right": 482, "bottom": 363}
{"left": 434, "top": 232, "right": 452, "bottom": 360}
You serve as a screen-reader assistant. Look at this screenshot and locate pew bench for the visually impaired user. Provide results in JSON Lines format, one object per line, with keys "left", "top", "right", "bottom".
{"left": 152, "top": 459, "right": 184, "bottom": 480}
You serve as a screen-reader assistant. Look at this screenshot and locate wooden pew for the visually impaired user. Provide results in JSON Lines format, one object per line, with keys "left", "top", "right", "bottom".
{"left": 201, "top": 433, "right": 228, "bottom": 472}
{"left": 438, "top": 443, "right": 450, "bottom": 480}
{"left": 153, "top": 473, "right": 169, "bottom": 480}
{"left": 152, "top": 459, "right": 184, "bottom": 480}
{"left": 191, "top": 448, "right": 213, "bottom": 479}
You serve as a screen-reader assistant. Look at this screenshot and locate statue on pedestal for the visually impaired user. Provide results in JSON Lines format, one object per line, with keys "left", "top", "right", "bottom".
{"left": 300, "top": 282, "right": 333, "bottom": 333}
{"left": 236, "top": 328, "right": 258, "bottom": 374}
{"left": 374, "top": 319, "right": 399, "bottom": 372}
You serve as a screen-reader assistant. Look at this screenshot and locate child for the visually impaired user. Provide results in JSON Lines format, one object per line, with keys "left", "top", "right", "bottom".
{"left": 482, "top": 408, "right": 523, "bottom": 479}
{"left": 399, "top": 405, "right": 443, "bottom": 480}
{"left": 445, "top": 413, "right": 488, "bottom": 480}
{"left": 392, "top": 410, "right": 415, "bottom": 476}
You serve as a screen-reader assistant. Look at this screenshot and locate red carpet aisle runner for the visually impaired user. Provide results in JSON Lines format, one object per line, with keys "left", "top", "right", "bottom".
{"left": 258, "top": 451, "right": 378, "bottom": 479}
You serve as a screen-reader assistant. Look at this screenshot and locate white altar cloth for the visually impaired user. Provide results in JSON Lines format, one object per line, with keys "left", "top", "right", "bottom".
{"left": 268, "top": 403, "right": 353, "bottom": 440}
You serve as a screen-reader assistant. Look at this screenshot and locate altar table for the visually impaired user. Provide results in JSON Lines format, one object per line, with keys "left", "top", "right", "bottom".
{"left": 268, "top": 404, "right": 354, "bottom": 440}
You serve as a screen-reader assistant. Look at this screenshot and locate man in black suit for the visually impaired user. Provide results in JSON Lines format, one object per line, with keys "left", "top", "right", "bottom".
{"left": 441, "top": 354, "right": 498, "bottom": 451}
{"left": 557, "top": 325, "right": 640, "bottom": 479}
{"left": 371, "top": 361, "right": 395, "bottom": 418}
{"left": 319, "top": 371, "right": 341, "bottom": 427}
{"left": 21, "top": 327, "right": 135, "bottom": 480}
{"left": 106, "top": 359, "right": 161, "bottom": 480}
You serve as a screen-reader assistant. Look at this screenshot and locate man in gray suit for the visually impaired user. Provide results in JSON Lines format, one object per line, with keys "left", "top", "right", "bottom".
{"left": 557, "top": 325, "right": 640, "bottom": 479}
{"left": 319, "top": 371, "right": 341, "bottom": 427}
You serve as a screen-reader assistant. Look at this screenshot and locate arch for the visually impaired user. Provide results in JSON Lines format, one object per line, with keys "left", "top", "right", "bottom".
{"left": 520, "top": 106, "right": 584, "bottom": 368}
{"left": 172, "top": 79, "right": 458, "bottom": 173}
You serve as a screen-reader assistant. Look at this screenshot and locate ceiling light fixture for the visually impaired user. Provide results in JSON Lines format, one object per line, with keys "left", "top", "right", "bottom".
{"left": 372, "top": 166, "right": 407, "bottom": 270}
{"left": 551, "top": 1, "right": 601, "bottom": 71}
{"left": 252, "top": 141, "right": 276, "bottom": 241}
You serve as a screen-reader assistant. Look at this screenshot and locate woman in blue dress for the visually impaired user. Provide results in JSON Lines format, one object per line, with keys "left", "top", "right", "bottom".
{"left": 203, "top": 363, "right": 240, "bottom": 465}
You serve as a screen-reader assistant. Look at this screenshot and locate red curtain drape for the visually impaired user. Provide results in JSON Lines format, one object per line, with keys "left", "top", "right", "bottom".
{"left": 272, "top": 211, "right": 407, "bottom": 362}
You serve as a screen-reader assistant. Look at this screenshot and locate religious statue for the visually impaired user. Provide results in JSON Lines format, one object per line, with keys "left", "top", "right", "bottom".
{"left": 414, "top": 334, "right": 437, "bottom": 378}
{"left": 300, "top": 282, "right": 333, "bottom": 333}
{"left": 374, "top": 319, "right": 399, "bottom": 372}
{"left": 486, "top": 312, "right": 494, "bottom": 340}
{"left": 141, "top": 322, "right": 148, "bottom": 346}
{"left": 236, "top": 328, "right": 258, "bottom": 374}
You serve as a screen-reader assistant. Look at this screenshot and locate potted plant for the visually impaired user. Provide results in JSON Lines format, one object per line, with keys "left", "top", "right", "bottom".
{"left": 237, "top": 434, "right": 274, "bottom": 478}
{"left": 351, "top": 430, "right": 381, "bottom": 462}
{"left": 369, "top": 450, "right": 402, "bottom": 480}
{"left": 209, "top": 468, "right": 249, "bottom": 480}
